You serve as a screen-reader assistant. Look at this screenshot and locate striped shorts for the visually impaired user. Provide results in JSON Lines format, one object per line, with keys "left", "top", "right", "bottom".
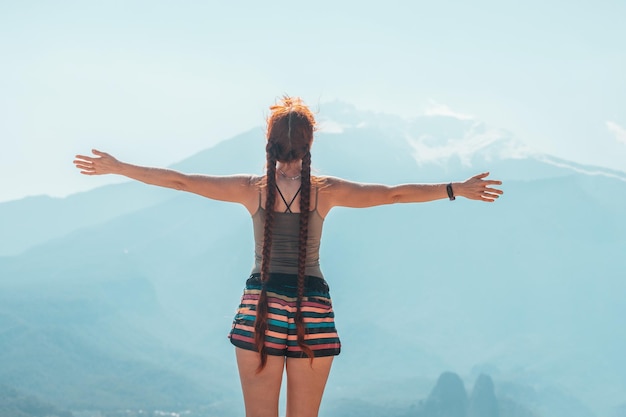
{"left": 228, "top": 273, "right": 341, "bottom": 358}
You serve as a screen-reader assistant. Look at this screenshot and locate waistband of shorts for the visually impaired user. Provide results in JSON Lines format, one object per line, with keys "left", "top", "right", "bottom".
{"left": 248, "top": 272, "right": 329, "bottom": 293}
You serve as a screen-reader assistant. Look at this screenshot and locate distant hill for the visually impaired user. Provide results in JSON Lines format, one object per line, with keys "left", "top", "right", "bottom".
{"left": 0, "top": 272, "right": 229, "bottom": 410}
{"left": 1, "top": 102, "right": 625, "bottom": 416}
{"left": 0, "top": 385, "right": 72, "bottom": 417}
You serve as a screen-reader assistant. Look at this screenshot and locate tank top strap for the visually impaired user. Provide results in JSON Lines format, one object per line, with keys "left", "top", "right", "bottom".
{"left": 314, "top": 186, "right": 319, "bottom": 211}
{"left": 276, "top": 184, "right": 301, "bottom": 213}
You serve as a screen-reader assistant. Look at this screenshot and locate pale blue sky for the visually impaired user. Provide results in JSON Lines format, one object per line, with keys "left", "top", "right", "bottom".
{"left": 1, "top": 0, "right": 625, "bottom": 202}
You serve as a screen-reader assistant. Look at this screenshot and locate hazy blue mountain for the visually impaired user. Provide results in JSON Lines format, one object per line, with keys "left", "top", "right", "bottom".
{"left": 0, "top": 385, "right": 72, "bottom": 417}
{"left": 419, "top": 372, "right": 468, "bottom": 417}
{"left": 468, "top": 374, "right": 499, "bottom": 417}
{"left": 1, "top": 102, "right": 625, "bottom": 416}
{"left": 0, "top": 182, "right": 177, "bottom": 257}
{"left": 0, "top": 273, "right": 229, "bottom": 410}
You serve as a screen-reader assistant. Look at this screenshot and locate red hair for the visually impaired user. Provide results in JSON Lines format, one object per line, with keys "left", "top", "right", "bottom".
{"left": 254, "top": 96, "right": 316, "bottom": 370}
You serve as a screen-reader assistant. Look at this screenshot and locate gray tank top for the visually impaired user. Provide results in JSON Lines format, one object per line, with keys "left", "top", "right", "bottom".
{"left": 250, "top": 187, "right": 324, "bottom": 278}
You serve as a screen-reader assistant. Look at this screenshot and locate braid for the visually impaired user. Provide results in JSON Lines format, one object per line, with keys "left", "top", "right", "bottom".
{"left": 255, "top": 96, "right": 317, "bottom": 369}
{"left": 295, "top": 150, "right": 314, "bottom": 362}
{"left": 254, "top": 142, "right": 278, "bottom": 371}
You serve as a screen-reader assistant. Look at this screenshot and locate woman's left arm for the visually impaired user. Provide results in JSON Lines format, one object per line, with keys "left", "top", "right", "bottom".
{"left": 321, "top": 172, "right": 503, "bottom": 211}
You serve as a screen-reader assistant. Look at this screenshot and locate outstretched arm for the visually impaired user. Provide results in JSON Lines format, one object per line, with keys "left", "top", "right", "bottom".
{"left": 73, "top": 149, "right": 257, "bottom": 208}
{"left": 319, "top": 172, "right": 502, "bottom": 213}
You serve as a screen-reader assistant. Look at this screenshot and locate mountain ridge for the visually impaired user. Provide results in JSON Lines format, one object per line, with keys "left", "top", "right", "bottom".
{"left": 3, "top": 104, "right": 624, "bottom": 258}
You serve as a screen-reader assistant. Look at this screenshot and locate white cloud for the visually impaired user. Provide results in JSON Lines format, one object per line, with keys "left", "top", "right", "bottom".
{"left": 408, "top": 124, "right": 535, "bottom": 167}
{"left": 606, "top": 121, "right": 626, "bottom": 145}
{"left": 410, "top": 130, "right": 495, "bottom": 166}
{"left": 423, "top": 101, "right": 473, "bottom": 120}
{"left": 317, "top": 119, "right": 345, "bottom": 134}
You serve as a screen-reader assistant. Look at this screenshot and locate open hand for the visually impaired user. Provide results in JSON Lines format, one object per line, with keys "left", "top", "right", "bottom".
{"left": 458, "top": 172, "right": 503, "bottom": 202}
{"left": 73, "top": 149, "right": 121, "bottom": 175}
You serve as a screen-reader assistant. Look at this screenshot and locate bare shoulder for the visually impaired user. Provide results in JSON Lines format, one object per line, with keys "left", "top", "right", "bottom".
{"left": 185, "top": 173, "right": 264, "bottom": 214}
{"left": 312, "top": 175, "right": 344, "bottom": 197}
{"left": 313, "top": 175, "right": 345, "bottom": 189}
{"left": 241, "top": 174, "right": 264, "bottom": 211}
{"left": 210, "top": 173, "right": 263, "bottom": 193}
{"left": 247, "top": 174, "right": 264, "bottom": 188}
{"left": 314, "top": 175, "right": 398, "bottom": 214}
{"left": 314, "top": 175, "right": 367, "bottom": 193}
{"left": 313, "top": 176, "right": 353, "bottom": 217}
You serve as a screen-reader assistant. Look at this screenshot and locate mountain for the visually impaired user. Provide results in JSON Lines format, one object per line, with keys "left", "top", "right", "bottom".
{"left": 0, "top": 385, "right": 72, "bottom": 417}
{"left": 0, "top": 269, "right": 230, "bottom": 410}
{"left": 1, "top": 102, "right": 625, "bottom": 416}
{"left": 420, "top": 372, "right": 468, "bottom": 417}
{"left": 468, "top": 374, "right": 499, "bottom": 417}
{"left": 398, "top": 372, "right": 540, "bottom": 417}
{"left": 0, "top": 182, "right": 176, "bottom": 257}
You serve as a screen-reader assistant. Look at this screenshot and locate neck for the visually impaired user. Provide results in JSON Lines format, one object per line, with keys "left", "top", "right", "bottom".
{"left": 276, "top": 161, "right": 302, "bottom": 178}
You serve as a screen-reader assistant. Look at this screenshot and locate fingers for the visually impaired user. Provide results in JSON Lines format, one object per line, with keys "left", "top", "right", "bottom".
{"left": 485, "top": 181, "right": 504, "bottom": 194}
{"left": 470, "top": 173, "right": 503, "bottom": 202}
{"left": 480, "top": 186, "right": 501, "bottom": 200}
{"left": 464, "top": 184, "right": 502, "bottom": 202}
{"left": 73, "top": 153, "right": 98, "bottom": 175}
{"left": 73, "top": 149, "right": 111, "bottom": 175}
{"left": 73, "top": 149, "right": 119, "bottom": 176}
{"left": 477, "top": 189, "right": 498, "bottom": 201}
{"left": 74, "top": 150, "right": 108, "bottom": 162}
{"left": 74, "top": 154, "right": 95, "bottom": 162}
{"left": 469, "top": 172, "right": 503, "bottom": 186}
{"left": 73, "top": 161, "right": 96, "bottom": 175}
{"left": 73, "top": 162, "right": 92, "bottom": 170}
{"left": 73, "top": 158, "right": 95, "bottom": 168}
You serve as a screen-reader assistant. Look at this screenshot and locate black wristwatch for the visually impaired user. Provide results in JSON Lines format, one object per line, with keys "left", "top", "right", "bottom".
{"left": 446, "top": 183, "right": 455, "bottom": 201}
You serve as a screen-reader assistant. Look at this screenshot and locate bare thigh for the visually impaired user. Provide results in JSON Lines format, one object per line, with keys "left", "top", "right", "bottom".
{"left": 285, "top": 356, "right": 334, "bottom": 417}
{"left": 236, "top": 348, "right": 285, "bottom": 417}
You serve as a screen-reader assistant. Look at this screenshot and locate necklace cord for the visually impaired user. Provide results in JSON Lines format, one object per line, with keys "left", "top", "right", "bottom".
{"left": 278, "top": 168, "right": 301, "bottom": 180}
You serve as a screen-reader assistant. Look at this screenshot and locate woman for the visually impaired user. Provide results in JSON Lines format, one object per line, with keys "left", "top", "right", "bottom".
{"left": 73, "top": 96, "right": 502, "bottom": 417}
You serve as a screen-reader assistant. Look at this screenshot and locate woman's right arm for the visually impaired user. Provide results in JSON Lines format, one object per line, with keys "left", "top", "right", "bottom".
{"left": 316, "top": 173, "right": 502, "bottom": 217}
{"left": 73, "top": 149, "right": 257, "bottom": 207}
